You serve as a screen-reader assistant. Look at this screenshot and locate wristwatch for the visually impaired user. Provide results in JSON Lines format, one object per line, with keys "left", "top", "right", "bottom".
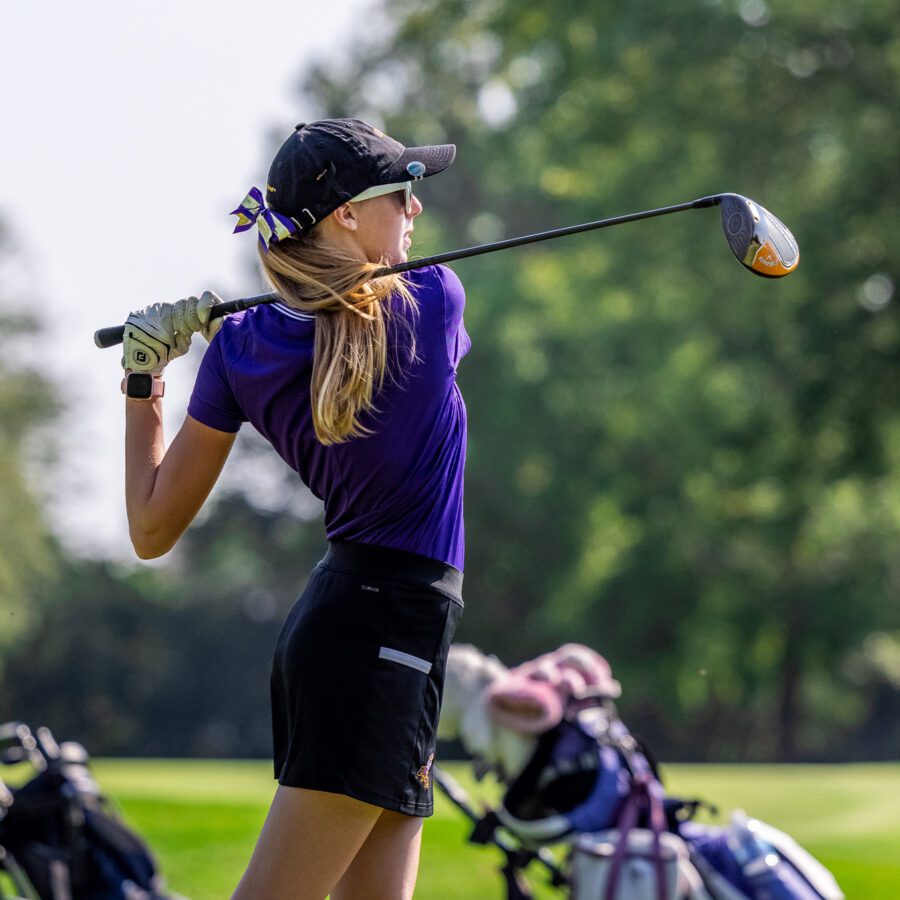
{"left": 121, "top": 371, "right": 165, "bottom": 400}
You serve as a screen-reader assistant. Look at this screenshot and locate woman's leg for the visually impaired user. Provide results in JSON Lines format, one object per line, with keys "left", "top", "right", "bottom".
{"left": 231, "top": 785, "right": 383, "bottom": 900}
{"left": 330, "top": 809, "right": 424, "bottom": 900}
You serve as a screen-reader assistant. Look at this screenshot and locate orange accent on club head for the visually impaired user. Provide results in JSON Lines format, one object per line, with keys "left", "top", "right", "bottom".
{"left": 750, "top": 239, "right": 798, "bottom": 277}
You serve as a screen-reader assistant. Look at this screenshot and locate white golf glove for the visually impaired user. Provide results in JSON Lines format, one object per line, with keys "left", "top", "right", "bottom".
{"left": 122, "top": 292, "right": 223, "bottom": 375}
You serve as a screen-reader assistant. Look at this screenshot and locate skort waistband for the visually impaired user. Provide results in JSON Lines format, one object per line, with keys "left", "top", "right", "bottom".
{"left": 318, "top": 541, "right": 463, "bottom": 603}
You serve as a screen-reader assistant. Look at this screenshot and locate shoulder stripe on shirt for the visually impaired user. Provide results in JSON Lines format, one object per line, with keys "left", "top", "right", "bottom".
{"left": 272, "top": 302, "right": 315, "bottom": 321}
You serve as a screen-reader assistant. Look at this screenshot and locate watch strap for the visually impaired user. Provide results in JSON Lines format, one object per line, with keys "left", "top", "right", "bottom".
{"left": 121, "top": 372, "right": 165, "bottom": 400}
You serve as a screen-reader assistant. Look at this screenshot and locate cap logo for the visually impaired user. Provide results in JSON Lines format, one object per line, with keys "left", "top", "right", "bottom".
{"left": 266, "top": 184, "right": 277, "bottom": 193}
{"left": 406, "top": 161, "right": 426, "bottom": 180}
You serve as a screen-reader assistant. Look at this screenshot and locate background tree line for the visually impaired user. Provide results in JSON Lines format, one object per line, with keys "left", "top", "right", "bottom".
{"left": 2, "top": 0, "right": 899, "bottom": 762}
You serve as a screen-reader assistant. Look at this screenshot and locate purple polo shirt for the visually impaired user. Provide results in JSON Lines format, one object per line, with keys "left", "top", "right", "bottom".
{"left": 188, "top": 265, "right": 470, "bottom": 571}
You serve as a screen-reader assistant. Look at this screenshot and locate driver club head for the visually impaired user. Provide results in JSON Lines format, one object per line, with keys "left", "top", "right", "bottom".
{"left": 718, "top": 193, "right": 799, "bottom": 277}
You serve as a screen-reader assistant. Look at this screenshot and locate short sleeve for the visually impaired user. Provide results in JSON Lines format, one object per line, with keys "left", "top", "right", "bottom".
{"left": 188, "top": 335, "right": 246, "bottom": 433}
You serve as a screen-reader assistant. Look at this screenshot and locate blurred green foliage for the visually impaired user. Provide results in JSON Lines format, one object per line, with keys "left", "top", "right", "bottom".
{"left": 3, "top": 0, "right": 900, "bottom": 762}
{"left": 300, "top": 0, "right": 900, "bottom": 760}
{"left": 0, "top": 222, "right": 60, "bottom": 667}
{"left": 1, "top": 493, "right": 323, "bottom": 758}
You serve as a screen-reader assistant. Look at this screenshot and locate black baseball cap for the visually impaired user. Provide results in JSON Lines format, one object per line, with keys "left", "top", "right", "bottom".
{"left": 265, "top": 118, "right": 456, "bottom": 233}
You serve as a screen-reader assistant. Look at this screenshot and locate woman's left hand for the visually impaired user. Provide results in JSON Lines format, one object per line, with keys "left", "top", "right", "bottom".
{"left": 122, "top": 292, "right": 222, "bottom": 374}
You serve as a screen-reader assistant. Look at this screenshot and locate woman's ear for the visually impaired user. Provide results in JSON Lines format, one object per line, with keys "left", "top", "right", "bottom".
{"left": 330, "top": 202, "right": 359, "bottom": 232}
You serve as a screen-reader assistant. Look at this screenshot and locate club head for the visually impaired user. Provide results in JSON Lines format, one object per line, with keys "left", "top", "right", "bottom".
{"left": 718, "top": 193, "right": 799, "bottom": 277}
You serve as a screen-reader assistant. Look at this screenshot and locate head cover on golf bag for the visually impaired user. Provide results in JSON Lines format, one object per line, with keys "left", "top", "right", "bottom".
{"left": 494, "top": 707, "right": 846, "bottom": 900}
{"left": 492, "top": 705, "right": 714, "bottom": 900}
{"left": 494, "top": 706, "right": 650, "bottom": 846}
{"left": 439, "top": 643, "right": 845, "bottom": 900}
{"left": 0, "top": 722, "right": 176, "bottom": 900}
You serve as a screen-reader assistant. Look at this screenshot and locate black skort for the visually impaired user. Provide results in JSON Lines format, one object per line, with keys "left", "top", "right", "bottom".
{"left": 271, "top": 541, "right": 463, "bottom": 817}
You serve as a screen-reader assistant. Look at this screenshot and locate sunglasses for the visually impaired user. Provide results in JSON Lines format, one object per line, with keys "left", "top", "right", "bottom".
{"left": 350, "top": 181, "right": 413, "bottom": 215}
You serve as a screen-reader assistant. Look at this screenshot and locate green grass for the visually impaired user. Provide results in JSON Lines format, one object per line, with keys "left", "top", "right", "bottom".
{"left": 8, "top": 760, "right": 899, "bottom": 899}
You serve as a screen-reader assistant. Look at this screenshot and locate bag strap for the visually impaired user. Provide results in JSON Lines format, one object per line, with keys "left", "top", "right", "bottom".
{"left": 647, "top": 777, "right": 668, "bottom": 899}
{"left": 604, "top": 772, "right": 669, "bottom": 900}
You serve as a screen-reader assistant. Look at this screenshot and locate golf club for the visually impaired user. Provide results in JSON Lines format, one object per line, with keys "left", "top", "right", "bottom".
{"left": 94, "top": 192, "right": 799, "bottom": 349}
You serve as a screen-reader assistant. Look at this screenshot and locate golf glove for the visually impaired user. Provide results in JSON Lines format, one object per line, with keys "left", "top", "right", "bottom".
{"left": 122, "top": 292, "right": 223, "bottom": 374}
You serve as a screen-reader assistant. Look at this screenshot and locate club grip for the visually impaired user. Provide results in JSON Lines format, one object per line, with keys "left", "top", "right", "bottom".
{"left": 94, "top": 325, "right": 125, "bottom": 349}
{"left": 92, "top": 292, "right": 281, "bottom": 350}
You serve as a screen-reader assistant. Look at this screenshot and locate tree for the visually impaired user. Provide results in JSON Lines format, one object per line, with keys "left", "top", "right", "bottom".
{"left": 0, "top": 491, "right": 325, "bottom": 757}
{"left": 10, "top": 1, "right": 898, "bottom": 763}
{"left": 295, "top": 0, "right": 900, "bottom": 759}
{"left": 0, "top": 220, "right": 60, "bottom": 677}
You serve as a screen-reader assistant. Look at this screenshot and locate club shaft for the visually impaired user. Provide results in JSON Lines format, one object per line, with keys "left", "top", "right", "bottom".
{"left": 94, "top": 196, "right": 719, "bottom": 349}
{"left": 385, "top": 196, "right": 716, "bottom": 275}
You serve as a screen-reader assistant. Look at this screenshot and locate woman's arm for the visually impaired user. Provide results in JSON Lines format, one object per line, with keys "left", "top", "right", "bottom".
{"left": 126, "top": 398, "right": 236, "bottom": 559}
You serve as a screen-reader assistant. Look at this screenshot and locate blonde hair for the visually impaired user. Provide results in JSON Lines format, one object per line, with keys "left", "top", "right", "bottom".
{"left": 259, "top": 233, "right": 418, "bottom": 445}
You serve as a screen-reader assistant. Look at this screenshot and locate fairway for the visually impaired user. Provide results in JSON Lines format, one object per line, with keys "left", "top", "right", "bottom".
{"left": 82, "top": 759, "right": 900, "bottom": 899}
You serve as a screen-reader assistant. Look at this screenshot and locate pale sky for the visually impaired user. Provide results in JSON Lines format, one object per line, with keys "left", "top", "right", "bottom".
{"left": 1, "top": 0, "right": 376, "bottom": 557}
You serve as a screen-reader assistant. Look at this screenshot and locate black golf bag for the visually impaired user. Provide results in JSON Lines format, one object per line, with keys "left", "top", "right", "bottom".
{"left": 0, "top": 722, "right": 176, "bottom": 900}
{"left": 435, "top": 698, "right": 845, "bottom": 900}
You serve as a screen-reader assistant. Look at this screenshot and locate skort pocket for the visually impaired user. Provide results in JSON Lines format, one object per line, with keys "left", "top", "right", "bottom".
{"left": 349, "top": 583, "right": 462, "bottom": 810}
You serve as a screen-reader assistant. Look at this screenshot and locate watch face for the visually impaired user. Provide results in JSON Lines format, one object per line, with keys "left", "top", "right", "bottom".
{"left": 127, "top": 372, "right": 155, "bottom": 399}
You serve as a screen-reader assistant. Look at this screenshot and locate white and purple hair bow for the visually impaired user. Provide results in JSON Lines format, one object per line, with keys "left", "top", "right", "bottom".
{"left": 230, "top": 187, "right": 298, "bottom": 252}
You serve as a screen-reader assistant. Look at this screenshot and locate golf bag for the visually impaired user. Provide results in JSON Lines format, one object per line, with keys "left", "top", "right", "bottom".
{"left": 436, "top": 697, "right": 844, "bottom": 900}
{"left": 0, "top": 722, "right": 175, "bottom": 900}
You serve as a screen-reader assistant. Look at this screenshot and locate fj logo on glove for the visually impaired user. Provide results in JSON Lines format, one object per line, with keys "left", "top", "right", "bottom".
{"left": 135, "top": 350, "right": 149, "bottom": 364}
{"left": 416, "top": 753, "right": 434, "bottom": 789}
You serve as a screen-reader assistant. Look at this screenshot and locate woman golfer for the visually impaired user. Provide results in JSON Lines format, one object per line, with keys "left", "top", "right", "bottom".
{"left": 121, "top": 119, "right": 468, "bottom": 899}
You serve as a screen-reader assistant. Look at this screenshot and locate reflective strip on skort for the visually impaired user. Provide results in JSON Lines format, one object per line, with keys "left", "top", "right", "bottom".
{"left": 378, "top": 647, "right": 433, "bottom": 674}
